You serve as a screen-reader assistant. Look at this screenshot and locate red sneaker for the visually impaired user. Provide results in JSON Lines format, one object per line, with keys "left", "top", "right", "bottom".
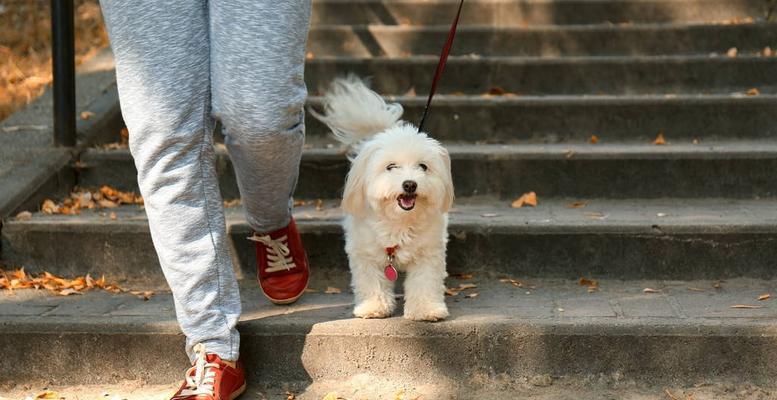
{"left": 248, "top": 217, "right": 309, "bottom": 305}
{"left": 171, "top": 344, "right": 246, "bottom": 400}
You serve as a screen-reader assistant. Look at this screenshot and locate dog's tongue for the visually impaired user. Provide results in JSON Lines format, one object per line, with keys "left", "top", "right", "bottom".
{"left": 400, "top": 196, "right": 416, "bottom": 209}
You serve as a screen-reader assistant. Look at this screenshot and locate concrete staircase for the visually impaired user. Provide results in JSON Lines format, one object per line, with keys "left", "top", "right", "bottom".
{"left": 3, "top": 0, "right": 777, "bottom": 396}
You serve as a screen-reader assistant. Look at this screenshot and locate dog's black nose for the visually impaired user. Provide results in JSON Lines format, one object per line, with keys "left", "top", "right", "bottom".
{"left": 402, "top": 180, "right": 417, "bottom": 193}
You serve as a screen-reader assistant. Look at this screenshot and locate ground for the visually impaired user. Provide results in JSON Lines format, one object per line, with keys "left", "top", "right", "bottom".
{"left": 2, "top": 379, "right": 775, "bottom": 400}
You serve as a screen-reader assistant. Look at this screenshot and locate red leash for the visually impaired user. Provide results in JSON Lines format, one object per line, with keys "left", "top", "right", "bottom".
{"left": 417, "top": 0, "right": 465, "bottom": 133}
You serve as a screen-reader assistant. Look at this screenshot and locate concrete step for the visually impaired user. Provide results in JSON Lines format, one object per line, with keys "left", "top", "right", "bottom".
{"left": 76, "top": 142, "right": 777, "bottom": 200}
{"left": 7, "top": 198, "right": 777, "bottom": 281}
{"left": 3, "top": 277, "right": 777, "bottom": 389}
{"left": 310, "top": 0, "right": 771, "bottom": 27}
{"left": 308, "top": 95, "right": 777, "bottom": 142}
{"left": 307, "top": 23, "right": 777, "bottom": 57}
{"left": 306, "top": 55, "right": 777, "bottom": 96}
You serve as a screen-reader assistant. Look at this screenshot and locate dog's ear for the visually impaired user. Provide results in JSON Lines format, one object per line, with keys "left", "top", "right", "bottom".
{"left": 439, "top": 146, "right": 455, "bottom": 213}
{"left": 342, "top": 143, "right": 377, "bottom": 217}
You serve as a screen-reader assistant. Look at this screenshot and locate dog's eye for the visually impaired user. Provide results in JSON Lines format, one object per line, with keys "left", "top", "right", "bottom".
{"left": 386, "top": 163, "right": 397, "bottom": 171}
{"left": 419, "top": 163, "right": 428, "bottom": 171}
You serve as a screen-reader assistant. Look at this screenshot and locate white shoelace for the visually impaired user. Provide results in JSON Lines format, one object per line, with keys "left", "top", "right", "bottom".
{"left": 174, "top": 344, "right": 220, "bottom": 398}
{"left": 247, "top": 233, "right": 296, "bottom": 273}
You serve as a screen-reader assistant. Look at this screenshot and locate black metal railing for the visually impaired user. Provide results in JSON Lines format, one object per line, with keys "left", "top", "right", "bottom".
{"left": 51, "top": 0, "right": 76, "bottom": 147}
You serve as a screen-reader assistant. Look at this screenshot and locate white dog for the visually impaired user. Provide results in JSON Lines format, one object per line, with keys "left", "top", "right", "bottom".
{"left": 311, "top": 76, "right": 454, "bottom": 321}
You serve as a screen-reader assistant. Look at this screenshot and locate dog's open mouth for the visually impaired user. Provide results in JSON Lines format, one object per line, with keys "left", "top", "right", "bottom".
{"left": 397, "top": 194, "right": 417, "bottom": 211}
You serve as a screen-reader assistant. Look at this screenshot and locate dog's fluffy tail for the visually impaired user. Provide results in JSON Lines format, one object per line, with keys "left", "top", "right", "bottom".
{"left": 310, "top": 75, "right": 403, "bottom": 147}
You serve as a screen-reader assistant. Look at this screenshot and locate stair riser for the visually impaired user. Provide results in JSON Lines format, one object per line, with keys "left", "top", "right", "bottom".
{"left": 310, "top": 0, "right": 769, "bottom": 26}
{"left": 308, "top": 25, "right": 777, "bottom": 57}
{"left": 78, "top": 151, "right": 777, "bottom": 199}
{"left": 306, "top": 57, "right": 777, "bottom": 96}
{"left": 307, "top": 98, "right": 777, "bottom": 142}
{"left": 6, "top": 220, "right": 777, "bottom": 280}
{"left": 3, "top": 326, "right": 776, "bottom": 386}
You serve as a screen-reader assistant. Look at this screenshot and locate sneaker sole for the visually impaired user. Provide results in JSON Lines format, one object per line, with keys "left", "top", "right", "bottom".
{"left": 230, "top": 382, "right": 247, "bottom": 400}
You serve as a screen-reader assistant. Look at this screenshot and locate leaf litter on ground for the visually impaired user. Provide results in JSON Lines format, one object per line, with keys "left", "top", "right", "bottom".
{"left": 39, "top": 185, "right": 143, "bottom": 216}
{"left": 653, "top": 131, "right": 667, "bottom": 145}
{"left": 445, "top": 283, "right": 477, "bottom": 296}
{"left": 499, "top": 277, "right": 523, "bottom": 287}
{"left": 511, "top": 191, "right": 537, "bottom": 208}
{"left": 579, "top": 277, "right": 599, "bottom": 293}
{"left": 0, "top": 268, "right": 151, "bottom": 299}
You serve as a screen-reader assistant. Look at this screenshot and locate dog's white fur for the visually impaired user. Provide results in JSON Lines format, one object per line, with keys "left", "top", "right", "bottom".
{"left": 312, "top": 76, "right": 454, "bottom": 321}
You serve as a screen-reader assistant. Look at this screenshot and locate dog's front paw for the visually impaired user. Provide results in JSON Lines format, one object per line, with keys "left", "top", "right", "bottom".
{"left": 354, "top": 297, "right": 395, "bottom": 319}
{"left": 403, "top": 302, "right": 449, "bottom": 322}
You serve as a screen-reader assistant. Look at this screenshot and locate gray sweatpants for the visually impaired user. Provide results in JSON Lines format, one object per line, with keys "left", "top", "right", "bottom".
{"left": 99, "top": 0, "right": 312, "bottom": 362}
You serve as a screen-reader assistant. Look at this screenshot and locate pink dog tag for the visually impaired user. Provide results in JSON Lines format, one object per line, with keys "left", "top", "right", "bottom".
{"left": 384, "top": 264, "right": 398, "bottom": 281}
{"left": 384, "top": 245, "right": 399, "bottom": 281}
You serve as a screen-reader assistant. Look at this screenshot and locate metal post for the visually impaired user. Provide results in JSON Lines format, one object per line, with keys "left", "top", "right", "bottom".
{"left": 51, "top": 0, "right": 76, "bottom": 147}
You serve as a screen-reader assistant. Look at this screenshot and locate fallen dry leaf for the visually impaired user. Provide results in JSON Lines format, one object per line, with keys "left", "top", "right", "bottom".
{"left": 764, "top": 46, "right": 774, "bottom": 57}
{"left": 487, "top": 86, "right": 507, "bottom": 96}
{"left": 589, "top": 134, "right": 599, "bottom": 144}
{"left": 41, "top": 199, "right": 59, "bottom": 214}
{"left": 109, "top": 212, "right": 117, "bottom": 220}
{"left": 305, "top": 52, "right": 314, "bottom": 60}
{"left": 726, "top": 47, "right": 738, "bottom": 57}
{"left": 730, "top": 304, "right": 764, "bottom": 309}
{"left": 98, "top": 198, "right": 119, "bottom": 208}
{"left": 35, "top": 391, "right": 59, "bottom": 399}
{"left": 15, "top": 211, "right": 32, "bottom": 221}
{"left": 758, "top": 294, "right": 771, "bottom": 301}
{"left": 287, "top": 391, "right": 296, "bottom": 400}
{"left": 511, "top": 191, "right": 538, "bottom": 208}
{"left": 322, "top": 392, "right": 339, "bottom": 400}
{"left": 579, "top": 278, "right": 597, "bottom": 286}
{"left": 80, "top": 110, "right": 95, "bottom": 120}
{"left": 324, "top": 286, "right": 342, "bottom": 294}
{"left": 713, "top": 280, "right": 724, "bottom": 289}
{"left": 446, "top": 283, "right": 478, "bottom": 296}
{"left": 687, "top": 287, "right": 706, "bottom": 292}
{"left": 131, "top": 290, "right": 154, "bottom": 301}
{"left": 643, "top": 288, "right": 661, "bottom": 293}
{"left": 584, "top": 212, "right": 607, "bottom": 220}
{"left": 315, "top": 198, "right": 324, "bottom": 211}
{"left": 579, "top": 277, "right": 599, "bottom": 293}
{"left": 450, "top": 273, "right": 474, "bottom": 280}
{"left": 304, "top": 288, "right": 318, "bottom": 293}
{"left": 566, "top": 201, "right": 588, "bottom": 209}
{"left": 465, "top": 292, "right": 479, "bottom": 299}
{"left": 653, "top": 131, "right": 667, "bottom": 145}
{"left": 747, "top": 88, "right": 760, "bottom": 96}
{"left": 500, "top": 278, "right": 523, "bottom": 287}
{"left": 58, "top": 288, "right": 83, "bottom": 296}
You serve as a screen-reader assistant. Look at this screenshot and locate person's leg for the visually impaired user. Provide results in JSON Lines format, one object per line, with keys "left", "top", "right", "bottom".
{"left": 210, "top": 0, "right": 312, "bottom": 233}
{"left": 210, "top": 0, "right": 313, "bottom": 304}
{"left": 99, "top": 0, "right": 241, "bottom": 362}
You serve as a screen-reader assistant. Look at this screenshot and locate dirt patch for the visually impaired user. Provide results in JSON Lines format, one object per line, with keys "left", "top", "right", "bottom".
{"left": 0, "top": 0, "right": 109, "bottom": 122}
